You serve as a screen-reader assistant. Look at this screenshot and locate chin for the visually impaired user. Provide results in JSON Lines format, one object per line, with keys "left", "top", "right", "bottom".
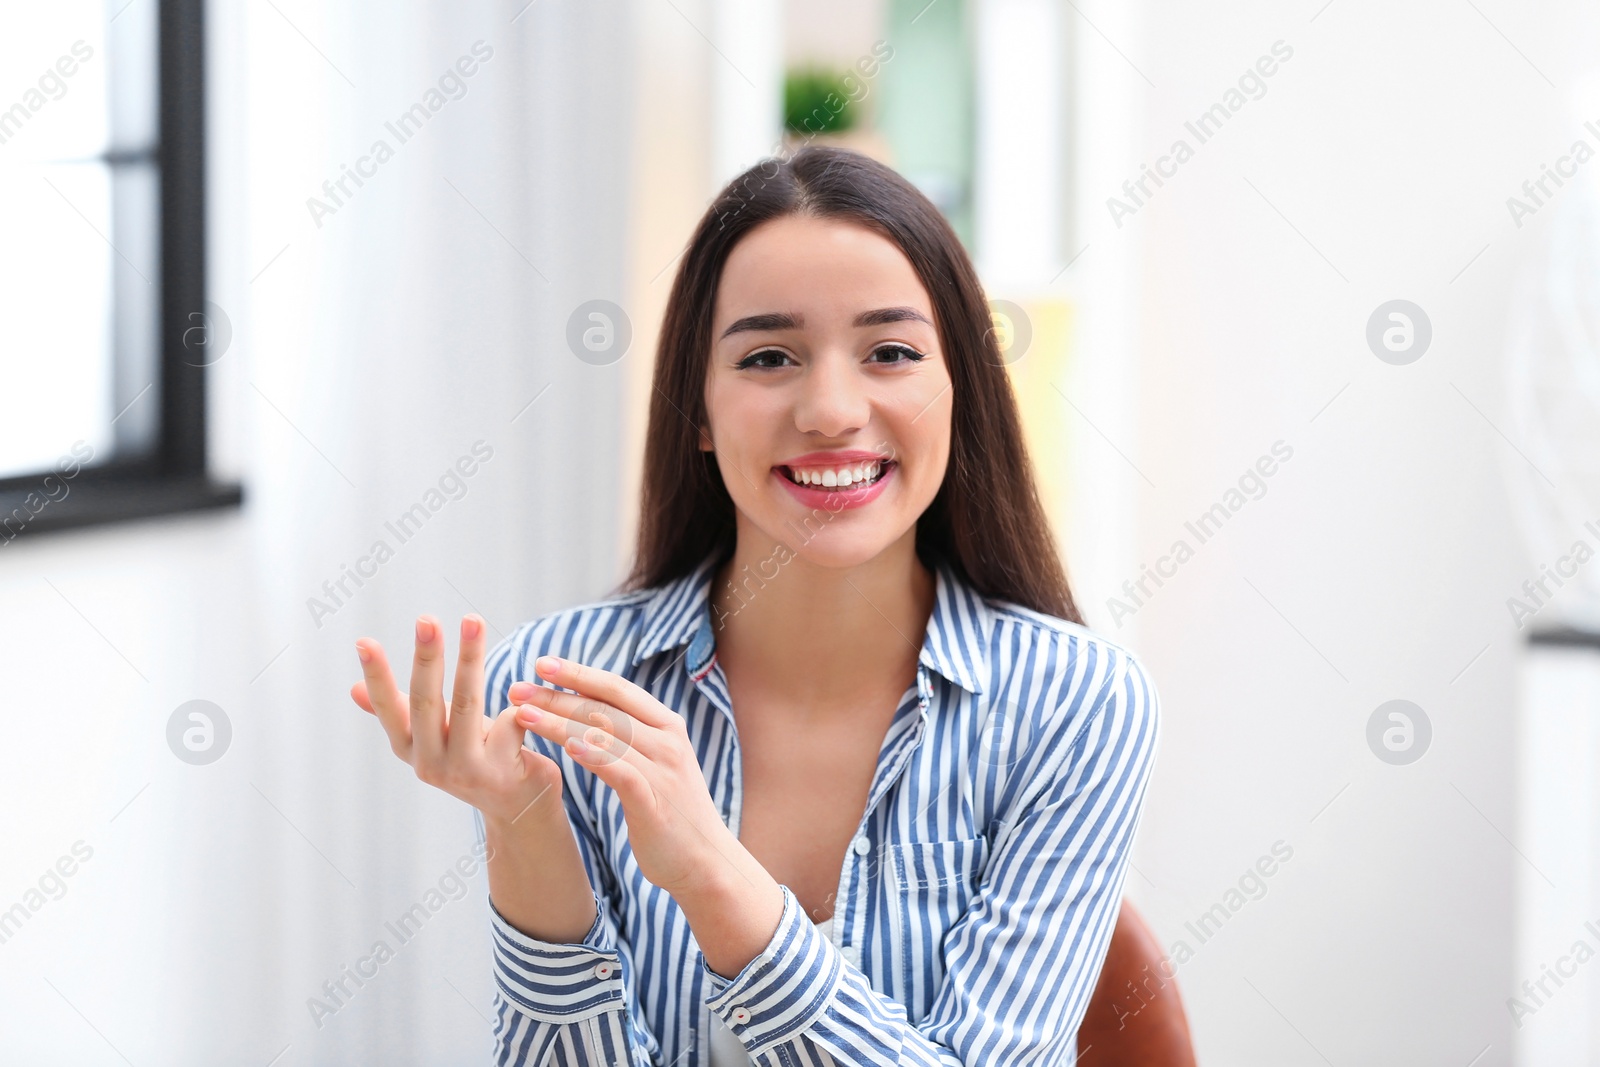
{"left": 754, "top": 515, "right": 911, "bottom": 571}
{"left": 794, "top": 542, "right": 892, "bottom": 571}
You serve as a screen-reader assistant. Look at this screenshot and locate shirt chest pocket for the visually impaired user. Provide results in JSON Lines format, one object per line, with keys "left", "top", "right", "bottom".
{"left": 884, "top": 835, "right": 990, "bottom": 1015}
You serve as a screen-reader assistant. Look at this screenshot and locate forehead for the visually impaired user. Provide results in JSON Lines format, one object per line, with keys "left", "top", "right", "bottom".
{"left": 712, "top": 215, "right": 933, "bottom": 330}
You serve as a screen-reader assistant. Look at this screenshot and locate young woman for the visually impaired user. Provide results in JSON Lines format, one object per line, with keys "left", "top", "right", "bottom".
{"left": 350, "top": 146, "right": 1160, "bottom": 1065}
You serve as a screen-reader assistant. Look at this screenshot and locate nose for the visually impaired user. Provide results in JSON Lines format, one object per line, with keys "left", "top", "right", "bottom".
{"left": 793, "top": 350, "right": 870, "bottom": 438}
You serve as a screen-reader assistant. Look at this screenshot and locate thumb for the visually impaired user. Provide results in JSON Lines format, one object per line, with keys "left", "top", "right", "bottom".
{"left": 519, "top": 744, "right": 556, "bottom": 787}
{"left": 489, "top": 704, "right": 563, "bottom": 791}
{"left": 485, "top": 702, "right": 532, "bottom": 761}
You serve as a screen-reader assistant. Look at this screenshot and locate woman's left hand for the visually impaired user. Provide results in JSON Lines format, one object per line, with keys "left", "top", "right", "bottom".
{"left": 510, "top": 655, "right": 745, "bottom": 900}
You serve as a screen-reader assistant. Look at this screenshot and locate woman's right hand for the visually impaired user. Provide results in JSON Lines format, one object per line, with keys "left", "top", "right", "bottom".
{"left": 350, "top": 614, "right": 563, "bottom": 827}
{"left": 351, "top": 614, "right": 601, "bottom": 943}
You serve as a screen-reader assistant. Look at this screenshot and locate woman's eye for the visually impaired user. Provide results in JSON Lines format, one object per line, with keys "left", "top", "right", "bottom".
{"left": 870, "top": 344, "right": 926, "bottom": 364}
{"left": 736, "top": 349, "right": 793, "bottom": 370}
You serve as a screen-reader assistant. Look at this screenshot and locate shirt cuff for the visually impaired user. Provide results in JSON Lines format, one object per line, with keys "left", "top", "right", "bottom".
{"left": 489, "top": 891, "right": 625, "bottom": 1023}
{"left": 701, "top": 883, "right": 844, "bottom": 1053}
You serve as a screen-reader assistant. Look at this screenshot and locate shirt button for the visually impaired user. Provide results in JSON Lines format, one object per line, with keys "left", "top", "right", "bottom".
{"left": 731, "top": 1007, "right": 751, "bottom": 1024}
{"left": 852, "top": 836, "right": 870, "bottom": 856}
{"left": 593, "top": 962, "right": 615, "bottom": 979}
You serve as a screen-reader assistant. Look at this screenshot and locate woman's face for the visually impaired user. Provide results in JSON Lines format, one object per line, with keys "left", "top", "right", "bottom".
{"left": 701, "top": 214, "right": 954, "bottom": 569}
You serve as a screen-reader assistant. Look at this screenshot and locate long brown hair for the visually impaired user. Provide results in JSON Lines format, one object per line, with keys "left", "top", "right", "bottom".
{"left": 621, "top": 145, "right": 1081, "bottom": 623}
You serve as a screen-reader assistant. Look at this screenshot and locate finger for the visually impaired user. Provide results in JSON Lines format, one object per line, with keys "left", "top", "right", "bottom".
{"left": 494, "top": 701, "right": 571, "bottom": 800}
{"left": 563, "top": 726, "right": 654, "bottom": 807}
{"left": 487, "top": 701, "right": 535, "bottom": 763}
{"left": 355, "top": 639, "right": 413, "bottom": 758}
{"left": 488, "top": 706, "right": 561, "bottom": 798}
{"left": 520, "top": 685, "right": 666, "bottom": 761}
{"left": 350, "top": 682, "right": 376, "bottom": 714}
{"left": 534, "top": 656, "right": 682, "bottom": 732}
{"left": 518, "top": 699, "right": 653, "bottom": 774}
{"left": 507, "top": 679, "right": 542, "bottom": 706}
{"left": 410, "top": 615, "right": 448, "bottom": 768}
{"left": 446, "top": 614, "right": 489, "bottom": 753}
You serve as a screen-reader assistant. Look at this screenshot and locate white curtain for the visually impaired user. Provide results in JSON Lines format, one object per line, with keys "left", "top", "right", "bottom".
{"left": 0, "top": 1, "right": 637, "bottom": 1064}
{"left": 231, "top": 1, "right": 637, "bottom": 1062}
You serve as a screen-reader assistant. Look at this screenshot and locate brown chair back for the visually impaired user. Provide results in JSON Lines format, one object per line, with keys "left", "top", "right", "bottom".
{"left": 1076, "top": 900, "right": 1197, "bottom": 1066}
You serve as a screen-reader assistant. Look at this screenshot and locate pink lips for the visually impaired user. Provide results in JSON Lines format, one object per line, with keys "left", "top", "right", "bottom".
{"left": 773, "top": 459, "right": 896, "bottom": 512}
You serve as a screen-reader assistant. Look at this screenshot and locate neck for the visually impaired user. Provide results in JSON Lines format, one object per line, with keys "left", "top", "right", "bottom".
{"left": 708, "top": 525, "right": 935, "bottom": 711}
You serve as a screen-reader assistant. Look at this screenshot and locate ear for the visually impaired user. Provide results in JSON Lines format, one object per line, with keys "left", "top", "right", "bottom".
{"left": 698, "top": 427, "right": 713, "bottom": 452}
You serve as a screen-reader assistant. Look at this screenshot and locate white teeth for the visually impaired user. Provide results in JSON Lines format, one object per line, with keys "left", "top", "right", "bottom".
{"left": 788, "top": 460, "right": 883, "bottom": 487}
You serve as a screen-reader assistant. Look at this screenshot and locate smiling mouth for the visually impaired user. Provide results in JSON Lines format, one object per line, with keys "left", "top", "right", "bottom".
{"left": 777, "top": 459, "right": 895, "bottom": 490}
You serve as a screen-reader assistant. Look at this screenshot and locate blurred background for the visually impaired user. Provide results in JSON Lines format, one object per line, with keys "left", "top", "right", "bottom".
{"left": 3, "top": 0, "right": 1600, "bottom": 1063}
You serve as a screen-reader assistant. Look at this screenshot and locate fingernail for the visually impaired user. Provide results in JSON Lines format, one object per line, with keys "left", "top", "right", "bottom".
{"left": 567, "top": 736, "right": 589, "bottom": 757}
{"left": 355, "top": 642, "right": 372, "bottom": 663}
{"left": 462, "top": 616, "right": 482, "bottom": 640}
{"left": 517, "top": 704, "right": 542, "bottom": 724}
{"left": 536, "top": 656, "right": 562, "bottom": 675}
{"left": 416, "top": 617, "right": 434, "bottom": 643}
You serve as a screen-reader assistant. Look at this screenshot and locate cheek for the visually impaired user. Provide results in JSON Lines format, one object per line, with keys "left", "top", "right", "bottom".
{"left": 911, "top": 438, "right": 951, "bottom": 499}
{"left": 703, "top": 381, "right": 784, "bottom": 495}
{"left": 705, "top": 381, "right": 762, "bottom": 452}
{"left": 898, "top": 395, "right": 953, "bottom": 488}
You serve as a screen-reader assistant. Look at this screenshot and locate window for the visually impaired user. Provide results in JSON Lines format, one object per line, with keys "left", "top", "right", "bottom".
{"left": 0, "top": 0, "right": 239, "bottom": 542}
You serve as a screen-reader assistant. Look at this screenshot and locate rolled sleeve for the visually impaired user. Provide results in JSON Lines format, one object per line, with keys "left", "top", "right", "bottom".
{"left": 488, "top": 891, "right": 627, "bottom": 1024}
{"left": 701, "top": 883, "right": 846, "bottom": 1053}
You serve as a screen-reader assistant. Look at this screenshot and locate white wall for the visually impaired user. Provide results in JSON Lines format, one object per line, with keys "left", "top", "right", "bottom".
{"left": 0, "top": 1, "right": 637, "bottom": 1063}
{"left": 1077, "top": 1, "right": 1600, "bottom": 1063}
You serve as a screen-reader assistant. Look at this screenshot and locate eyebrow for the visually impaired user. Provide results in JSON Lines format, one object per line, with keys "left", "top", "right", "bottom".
{"left": 856, "top": 306, "right": 934, "bottom": 329}
{"left": 723, "top": 313, "right": 800, "bottom": 337}
{"left": 718, "top": 306, "right": 932, "bottom": 340}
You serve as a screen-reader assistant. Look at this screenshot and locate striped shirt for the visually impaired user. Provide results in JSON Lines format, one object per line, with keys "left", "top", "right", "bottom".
{"left": 475, "top": 552, "right": 1161, "bottom": 1066}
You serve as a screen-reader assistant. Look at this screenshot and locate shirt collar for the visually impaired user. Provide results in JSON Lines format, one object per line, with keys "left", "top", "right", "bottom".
{"left": 631, "top": 553, "right": 993, "bottom": 696}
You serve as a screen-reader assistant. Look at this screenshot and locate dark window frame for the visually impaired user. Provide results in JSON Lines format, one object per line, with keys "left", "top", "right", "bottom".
{"left": 0, "top": 0, "right": 241, "bottom": 542}
{"left": 1529, "top": 628, "right": 1600, "bottom": 652}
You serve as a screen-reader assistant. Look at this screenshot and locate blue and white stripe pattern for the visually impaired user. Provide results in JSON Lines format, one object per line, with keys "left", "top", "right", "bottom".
{"left": 476, "top": 552, "right": 1161, "bottom": 1066}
